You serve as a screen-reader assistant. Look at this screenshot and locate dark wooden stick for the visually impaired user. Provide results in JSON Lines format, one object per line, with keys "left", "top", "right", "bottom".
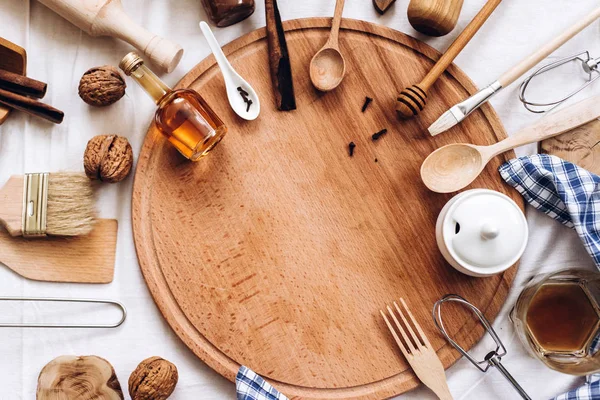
{"left": 0, "top": 69, "right": 47, "bottom": 99}
{"left": 373, "top": 0, "right": 396, "bottom": 14}
{"left": 0, "top": 88, "right": 63, "bottom": 124}
{"left": 265, "top": 0, "right": 296, "bottom": 111}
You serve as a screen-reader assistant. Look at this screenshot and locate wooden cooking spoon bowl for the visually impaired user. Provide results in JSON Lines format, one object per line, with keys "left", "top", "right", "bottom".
{"left": 310, "top": 0, "right": 346, "bottom": 91}
{"left": 421, "top": 144, "right": 484, "bottom": 193}
{"left": 421, "top": 95, "right": 600, "bottom": 193}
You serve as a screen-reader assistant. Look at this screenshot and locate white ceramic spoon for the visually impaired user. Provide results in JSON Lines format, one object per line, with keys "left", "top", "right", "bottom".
{"left": 199, "top": 21, "right": 260, "bottom": 120}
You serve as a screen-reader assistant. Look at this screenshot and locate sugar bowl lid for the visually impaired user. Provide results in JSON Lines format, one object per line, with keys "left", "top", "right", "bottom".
{"left": 439, "top": 189, "right": 528, "bottom": 276}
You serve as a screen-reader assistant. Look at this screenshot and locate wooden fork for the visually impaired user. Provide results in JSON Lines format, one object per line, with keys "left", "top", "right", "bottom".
{"left": 381, "top": 298, "right": 453, "bottom": 400}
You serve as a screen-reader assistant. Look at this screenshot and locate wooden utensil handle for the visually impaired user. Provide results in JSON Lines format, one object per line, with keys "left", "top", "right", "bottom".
{"left": 420, "top": 0, "right": 502, "bottom": 90}
{"left": 0, "top": 69, "right": 47, "bottom": 99}
{"left": 37, "top": 0, "right": 183, "bottom": 73}
{"left": 498, "top": 5, "right": 600, "bottom": 87}
{"left": 327, "top": 0, "right": 345, "bottom": 48}
{"left": 489, "top": 95, "right": 600, "bottom": 157}
{"left": 0, "top": 88, "right": 63, "bottom": 124}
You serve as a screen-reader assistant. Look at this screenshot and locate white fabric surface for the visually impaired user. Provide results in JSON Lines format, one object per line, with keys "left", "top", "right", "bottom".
{"left": 1, "top": 0, "right": 599, "bottom": 398}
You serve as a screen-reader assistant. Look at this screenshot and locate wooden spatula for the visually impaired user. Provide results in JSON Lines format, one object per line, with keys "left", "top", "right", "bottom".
{"left": 0, "top": 219, "right": 117, "bottom": 283}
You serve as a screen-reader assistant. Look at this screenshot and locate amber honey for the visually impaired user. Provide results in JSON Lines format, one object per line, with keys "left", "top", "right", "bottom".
{"left": 526, "top": 282, "right": 600, "bottom": 354}
{"left": 155, "top": 89, "right": 226, "bottom": 160}
{"left": 119, "top": 52, "right": 227, "bottom": 161}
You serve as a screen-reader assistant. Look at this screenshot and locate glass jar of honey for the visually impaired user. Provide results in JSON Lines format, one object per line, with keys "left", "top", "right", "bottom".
{"left": 511, "top": 269, "right": 600, "bottom": 375}
{"left": 119, "top": 52, "right": 227, "bottom": 161}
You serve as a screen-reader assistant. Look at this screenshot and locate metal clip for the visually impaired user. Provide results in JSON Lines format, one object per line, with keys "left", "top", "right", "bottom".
{"left": 0, "top": 297, "right": 126, "bottom": 328}
{"left": 433, "top": 294, "right": 531, "bottom": 400}
{"left": 519, "top": 51, "right": 600, "bottom": 113}
{"left": 22, "top": 173, "right": 48, "bottom": 237}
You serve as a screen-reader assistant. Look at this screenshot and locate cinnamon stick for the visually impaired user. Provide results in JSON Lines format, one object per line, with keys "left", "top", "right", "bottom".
{"left": 265, "top": 0, "right": 296, "bottom": 111}
{"left": 0, "top": 88, "right": 63, "bottom": 124}
{"left": 0, "top": 69, "right": 47, "bottom": 99}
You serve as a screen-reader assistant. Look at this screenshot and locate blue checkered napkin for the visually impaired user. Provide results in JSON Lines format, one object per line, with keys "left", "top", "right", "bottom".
{"left": 236, "top": 366, "right": 289, "bottom": 400}
{"left": 552, "top": 337, "right": 600, "bottom": 399}
{"left": 499, "top": 154, "right": 600, "bottom": 268}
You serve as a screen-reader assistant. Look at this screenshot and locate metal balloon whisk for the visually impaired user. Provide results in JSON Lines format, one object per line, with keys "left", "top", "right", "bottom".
{"left": 519, "top": 51, "right": 600, "bottom": 113}
{"left": 433, "top": 294, "right": 531, "bottom": 400}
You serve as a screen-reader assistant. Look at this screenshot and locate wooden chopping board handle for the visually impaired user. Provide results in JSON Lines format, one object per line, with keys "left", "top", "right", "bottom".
{"left": 37, "top": 0, "right": 183, "bottom": 73}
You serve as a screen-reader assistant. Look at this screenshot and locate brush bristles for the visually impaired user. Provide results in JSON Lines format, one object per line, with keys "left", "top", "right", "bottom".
{"left": 428, "top": 109, "right": 460, "bottom": 136}
{"left": 46, "top": 173, "right": 96, "bottom": 236}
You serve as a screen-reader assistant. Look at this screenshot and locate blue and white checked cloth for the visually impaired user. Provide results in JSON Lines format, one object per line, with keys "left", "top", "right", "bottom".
{"left": 500, "top": 155, "right": 600, "bottom": 399}
{"left": 552, "top": 336, "right": 600, "bottom": 400}
{"left": 236, "top": 366, "right": 288, "bottom": 400}
{"left": 499, "top": 154, "right": 600, "bottom": 268}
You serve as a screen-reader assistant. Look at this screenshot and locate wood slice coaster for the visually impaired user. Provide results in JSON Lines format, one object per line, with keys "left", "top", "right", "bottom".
{"left": 133, "top": 18, "right": 521, "bottom": 399}
{"left": 540, "top": 119, "right": 600, "bottom": 175}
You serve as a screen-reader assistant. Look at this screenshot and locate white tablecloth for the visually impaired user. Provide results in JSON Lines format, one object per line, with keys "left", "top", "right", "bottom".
{"left": 1, "top": 0, "right": 599, "bottom": 398}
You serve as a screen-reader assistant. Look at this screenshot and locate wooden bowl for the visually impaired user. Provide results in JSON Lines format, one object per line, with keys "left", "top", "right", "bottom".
{"left": 0, "top": 37, "right": 27, "bottom": 125}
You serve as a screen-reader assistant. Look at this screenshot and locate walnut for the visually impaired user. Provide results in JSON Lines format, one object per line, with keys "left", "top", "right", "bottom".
{"left": 84, "top": 135, "right": 133, "bottom": 183}
{"left": 78, "top": 66, "right": 126, "bottom": 107}
{"left": 128, "top": 357, "right": 178, "bottom": 400}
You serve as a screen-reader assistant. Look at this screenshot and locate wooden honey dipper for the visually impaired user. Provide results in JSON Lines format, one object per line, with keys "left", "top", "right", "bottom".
{"left": 396, "top": 0, "right": 502, "bottom": 120}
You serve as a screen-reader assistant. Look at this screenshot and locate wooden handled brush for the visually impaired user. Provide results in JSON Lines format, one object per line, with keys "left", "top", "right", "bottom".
{"left": 396, "top": 0, "right": 501, "bottom": 120}
{"left": 0, "top": 173, "right": 95, "bottom": 237}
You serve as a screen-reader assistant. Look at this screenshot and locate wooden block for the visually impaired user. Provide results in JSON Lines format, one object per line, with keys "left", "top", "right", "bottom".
{"left": 540, "top": 118, "right": 600, "bottom": 174}
{"left": 0, "top": 37, "right": 26, "bottom": 125}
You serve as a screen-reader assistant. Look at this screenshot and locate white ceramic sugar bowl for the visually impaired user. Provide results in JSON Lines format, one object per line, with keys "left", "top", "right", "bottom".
{"left": 436, "top": 189, "right": 528, "bottom": 277}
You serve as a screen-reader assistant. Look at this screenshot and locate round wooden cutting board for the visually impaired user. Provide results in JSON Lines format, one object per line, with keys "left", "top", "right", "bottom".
{"left": 133, "top": 18, "right": 522, "bottom": 399}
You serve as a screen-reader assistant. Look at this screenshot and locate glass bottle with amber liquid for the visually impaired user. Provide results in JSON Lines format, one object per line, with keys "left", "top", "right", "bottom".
{"left": 119, "top": 52, "right": 227, "bottom": 161}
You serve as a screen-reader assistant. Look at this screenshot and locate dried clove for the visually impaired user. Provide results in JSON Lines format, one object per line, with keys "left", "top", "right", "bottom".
{"left": 372, "top": 129, "right": 388, "bottom": 141}
{"left": 246, "top": 100, "right": 253, "bottom": 112}
{"left": 348, "top": 142, "right": 356, "bottom": 157}
{"left": 361, "top": 96, "right": 373, "bottom": 112}
{"left": 237, "top": 87, "right": 249, "bottom": 97}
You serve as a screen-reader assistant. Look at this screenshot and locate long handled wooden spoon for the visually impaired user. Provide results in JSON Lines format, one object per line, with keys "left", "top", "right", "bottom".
{"left": 310, "top": 0, "right": 346, "bottom": 92}
{"left": 421, "top": 95, "right": 600, "bottom": 193}
{"left": 396, "top": 0, "right": 502, "bottom": 119}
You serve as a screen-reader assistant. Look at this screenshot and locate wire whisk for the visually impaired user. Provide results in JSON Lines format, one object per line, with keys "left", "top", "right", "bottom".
{"left": 433, "top": 294, "right": 531, "bottom": 400}
{"left": 519, "top": 51, "right": 600, "bottom": 113}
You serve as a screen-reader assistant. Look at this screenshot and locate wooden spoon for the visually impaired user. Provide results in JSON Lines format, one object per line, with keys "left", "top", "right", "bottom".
{"left": 310, "top": 0, "right": 346, "bottom": 92}
{"left": 421, "top": 95, "right": 600, "bottom": 193}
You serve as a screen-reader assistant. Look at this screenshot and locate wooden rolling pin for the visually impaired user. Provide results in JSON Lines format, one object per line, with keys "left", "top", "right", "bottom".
{"left": 396, "top": 0, "right": 501, "bottom": 120}
{"left": 408, "top": 0, "right": 464, "bottom": 37}
{"left": 37, "top": 0, "right": 183, "bottom": 73}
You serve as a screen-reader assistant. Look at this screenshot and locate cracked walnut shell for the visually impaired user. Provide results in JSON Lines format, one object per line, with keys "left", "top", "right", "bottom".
{"left": 84, "top": 135, "right": 133, "bottom": 183}
{"left": 128, "top": 357, "right": 178, "bottom": 400}
{"left": 78, "top": 66, "right": 126, "bottom": 107}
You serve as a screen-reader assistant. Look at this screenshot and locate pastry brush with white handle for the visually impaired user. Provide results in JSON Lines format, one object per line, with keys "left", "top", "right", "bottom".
{"left": 0, "top": 173, "right": 95, "bottom": 237}
{"left": 428, "top": 4, "right": 600, "bottom": 136}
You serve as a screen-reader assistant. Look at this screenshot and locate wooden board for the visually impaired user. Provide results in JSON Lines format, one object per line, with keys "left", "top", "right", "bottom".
{"left": 132, "top": 18, "right": 522, "bottom": 399}
{"left": 0, "top": 219, "right": 117, "bottom": 283}
{"left": 540, "top": 119, "right": 600, "bottom": 174}
{"left": 0, "top": 37, "right": 27, "bottom": 125}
